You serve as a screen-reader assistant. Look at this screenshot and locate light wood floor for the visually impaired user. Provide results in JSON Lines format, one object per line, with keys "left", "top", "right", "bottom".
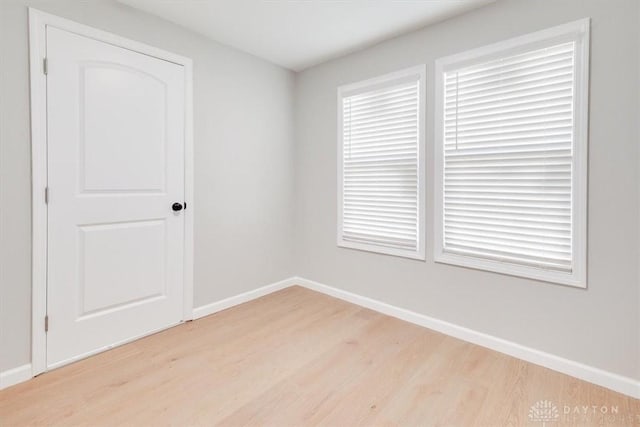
{"left": 1, "top": 286, "right": 638, "bottom": 426}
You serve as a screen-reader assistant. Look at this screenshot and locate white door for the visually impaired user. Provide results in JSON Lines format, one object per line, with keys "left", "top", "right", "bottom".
{"left": 46, "top": 27, "right": 186, "bottom": 368}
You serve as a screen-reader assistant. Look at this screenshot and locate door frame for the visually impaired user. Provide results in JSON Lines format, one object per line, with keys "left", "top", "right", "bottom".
{"left": 28, "top": 8, "right": 194, "bottom": 377}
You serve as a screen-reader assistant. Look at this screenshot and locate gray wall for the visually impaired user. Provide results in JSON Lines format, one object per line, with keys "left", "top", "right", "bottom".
{"left": 294, "top": 0, "right": 640, "bottom": 380}
{"left": 0, "top": 0, "right": 295, "bottom": 371}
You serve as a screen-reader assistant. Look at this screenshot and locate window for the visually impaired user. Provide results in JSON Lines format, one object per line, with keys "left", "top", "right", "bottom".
{"left": 434, "top": 20, "right": 589, "bottom": 287}
{"left": 338, "top": 66, "right": 425, "bottom": 260}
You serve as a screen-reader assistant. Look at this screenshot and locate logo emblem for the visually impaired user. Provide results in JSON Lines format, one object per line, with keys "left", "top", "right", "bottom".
{"left": 529, "top": 400, "right": 559, "bottom": 425}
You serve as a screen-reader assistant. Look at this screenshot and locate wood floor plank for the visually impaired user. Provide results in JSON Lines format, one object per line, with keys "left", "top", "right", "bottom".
{"left": 0, "top": 286, "right": 638, "bottom": 426}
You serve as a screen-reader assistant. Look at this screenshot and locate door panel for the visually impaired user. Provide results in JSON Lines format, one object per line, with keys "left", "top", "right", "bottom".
{"left": 78, "top": 220, "right": 166, "bottom": 317}
{"left": 81, "top": 64, "right": 167, "bottom": 193}
{"left": 46, "top": 27, "right": 185, "bottom": 368}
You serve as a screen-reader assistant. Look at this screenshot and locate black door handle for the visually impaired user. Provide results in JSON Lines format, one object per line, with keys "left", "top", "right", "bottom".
{"left": 172, "top": 202, "right": 184, "bottom": 212}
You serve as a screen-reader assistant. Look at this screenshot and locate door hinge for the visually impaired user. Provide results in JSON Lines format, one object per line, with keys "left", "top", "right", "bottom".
{"left": 45, "top": 187, "right": 49, "bottom": 204}
{"left": 43, "top": 58, "right": 48, "bottom": 75}
{"left": 45, "top": 315, "right": 49, "bottom": 332}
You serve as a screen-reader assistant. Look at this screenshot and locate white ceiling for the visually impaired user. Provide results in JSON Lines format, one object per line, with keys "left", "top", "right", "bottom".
{"left": 117, "top": 0, "right": 494, "bottom": 71}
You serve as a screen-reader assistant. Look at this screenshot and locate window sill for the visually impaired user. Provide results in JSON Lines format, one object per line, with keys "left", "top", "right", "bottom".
{"left": 434, "top": 251, "right": 586, "bottom": 288}
{"left": 338, "top": 239, "right": 425, "bottom": 261}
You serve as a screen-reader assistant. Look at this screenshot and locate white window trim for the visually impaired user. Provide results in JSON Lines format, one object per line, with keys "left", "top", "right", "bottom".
{"left": 337, "top": 66, "right": 426, "bottom": 260}
{"left": 433, "top": 19, "right": 590, "bottom": 287}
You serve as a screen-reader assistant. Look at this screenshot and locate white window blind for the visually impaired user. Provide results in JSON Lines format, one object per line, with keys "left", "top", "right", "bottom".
{"left": 338, "top": 67, "right": 425, "bottom": 259}
{"left": 435, "top": 20, "right": 589, "bottom": 286}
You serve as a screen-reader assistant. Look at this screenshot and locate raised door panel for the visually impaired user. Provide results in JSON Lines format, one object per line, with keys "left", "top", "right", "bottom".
{"left": 80, "top": 64, "right": 168, "bottom": 193}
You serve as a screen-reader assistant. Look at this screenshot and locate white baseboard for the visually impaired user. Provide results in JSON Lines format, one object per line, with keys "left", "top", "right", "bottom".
{"left": 293, "top": 276, "right": 640, "bottom": 400}
{"left": 0, "top": 364, "right": 32, "bottom": 390}
{"left": 4, "top": 276, "right": 638, "bottom": 399}
{"left": 192, "top": 277, "right": 298, "bottom": 319}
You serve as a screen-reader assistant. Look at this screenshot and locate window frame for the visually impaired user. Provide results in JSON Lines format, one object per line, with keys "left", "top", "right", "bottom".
{"left": 337, "top": 66, "right": 426, "bottom": 260}
{"left": 433, "top": 19, "right": 590, "bottom": 287}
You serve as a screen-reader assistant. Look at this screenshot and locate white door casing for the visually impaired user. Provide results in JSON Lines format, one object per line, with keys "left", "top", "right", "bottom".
{"left": 29, "top": 10, "right": 194, "bottom": 374}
